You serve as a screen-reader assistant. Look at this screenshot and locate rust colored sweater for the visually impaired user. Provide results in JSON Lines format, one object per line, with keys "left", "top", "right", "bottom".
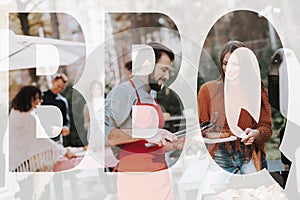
{"left": 198, "top": 80, "right": 272, "bottom": 171}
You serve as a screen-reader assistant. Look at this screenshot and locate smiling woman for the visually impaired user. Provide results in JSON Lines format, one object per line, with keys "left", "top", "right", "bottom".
{"left": 198, "top": 41, "right": 272, "bottom": 174}
{"left": 197, "top": 9, "right": 285, "bottom": 177}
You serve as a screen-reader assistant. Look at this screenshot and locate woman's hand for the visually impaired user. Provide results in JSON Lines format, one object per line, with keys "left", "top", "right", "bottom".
{"left": 65, "top": 148, "right": 76, "bottom": 159}
{"left": 241, "top": 128, "right": 260, "bottom": 145}
{"left": 61, "top": 126, "right": 70, "bottom": 136}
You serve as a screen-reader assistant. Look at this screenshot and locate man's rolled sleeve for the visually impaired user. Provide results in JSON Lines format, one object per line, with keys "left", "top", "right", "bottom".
{"left": 104, "top": 85, "right": 134, "bottom": 144}
{"left": 104, "top": 125, "right": 114, "bottom": 145}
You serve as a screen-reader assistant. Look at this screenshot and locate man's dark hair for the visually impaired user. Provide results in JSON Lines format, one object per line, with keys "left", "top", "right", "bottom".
{"left": 125, "top": 61, "right": 132, "bottom": 72}
{"left": 11, "top": 86, "right": 41, "bottom": 112}
{"left": 53, "top": 73, "right": 68, "bottom": 83}
{"left": 147, "top": 42, "right": 175, "bottom": 62}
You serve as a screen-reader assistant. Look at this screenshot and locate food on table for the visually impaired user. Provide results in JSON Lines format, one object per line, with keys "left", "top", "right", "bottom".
{"left": 216, "top": 184, "right": 288, "bottom": 200}
{"left": 206, "top": 132, "right": 231, "bottom": 139}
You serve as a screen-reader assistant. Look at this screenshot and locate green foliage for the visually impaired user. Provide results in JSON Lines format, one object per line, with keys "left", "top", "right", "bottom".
{"left": 271, "top": 107, "right": 286, "bottom": 130}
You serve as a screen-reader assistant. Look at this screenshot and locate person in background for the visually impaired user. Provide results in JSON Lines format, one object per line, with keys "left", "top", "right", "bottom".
{"left": 83, "top": 81, "right": 118, "bottom": 199}
{"left": 9, "top": 85, "right": 75, "bottom": 200}
{"left": 83, "top": 81, "right": 104, "bottom": 139}
{"left": 124, "top": 61, "right": 133, "bottom": 80}
{"left": 198, "top": 40, "right": 272, "bottom": 174}
{"left": 42, "top": 73, "right": 70, "bottom": 144}
{"left": 268, "top": 48, "right": 291, "bottom": 187}
{"left": 83, "top": 80, "right": 118, "bottom": 169}
{"left": 9, "top": 85, "right": 73, "bottom": 172}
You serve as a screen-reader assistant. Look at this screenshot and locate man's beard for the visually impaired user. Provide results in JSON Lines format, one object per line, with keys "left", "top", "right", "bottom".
{"left": 149, "top": 75, "right": 162, "bottom": 91}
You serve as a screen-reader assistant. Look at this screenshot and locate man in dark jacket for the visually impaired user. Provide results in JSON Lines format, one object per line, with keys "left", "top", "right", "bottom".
{"left": 42, "top": 73, "right": 70, "bottom": 144}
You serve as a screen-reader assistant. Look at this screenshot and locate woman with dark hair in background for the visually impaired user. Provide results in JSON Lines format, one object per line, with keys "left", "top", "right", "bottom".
{"left": 198, "top": 40, "right": 272, "bottom": 174}
{"left": 9, "top": 85, "right": 72, "bottom": 172}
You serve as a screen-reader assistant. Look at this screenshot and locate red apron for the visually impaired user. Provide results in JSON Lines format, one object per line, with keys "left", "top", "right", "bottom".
{"left": 118, "top": 80, "right": 168, "bottom": 172}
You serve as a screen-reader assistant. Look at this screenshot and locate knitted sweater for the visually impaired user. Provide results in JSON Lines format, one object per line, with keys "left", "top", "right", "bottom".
{"left": 9, "top": 109, "right": 66, "bottom": 172}
{"left": 198, "top": 80, "right": 272, "bottom": 171}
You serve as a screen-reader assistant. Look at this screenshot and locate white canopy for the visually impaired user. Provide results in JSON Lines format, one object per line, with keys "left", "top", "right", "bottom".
{"left": 0, "top": 30, "right": 86, "bottom": 71}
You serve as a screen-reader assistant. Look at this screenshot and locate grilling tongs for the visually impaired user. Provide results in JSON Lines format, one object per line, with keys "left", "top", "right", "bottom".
{"left": 145, "top": 112, "right": 219, "bottom": 148}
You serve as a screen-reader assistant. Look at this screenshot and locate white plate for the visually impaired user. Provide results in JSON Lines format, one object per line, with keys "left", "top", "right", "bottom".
{"left": 66, "top": 147, "right": 86, "bottom": 156}
{"left": 75, "top": 151, "right": 86, "bottom": 157}
{"left": 204, "top": 135, "right": 237, "bottom": 144}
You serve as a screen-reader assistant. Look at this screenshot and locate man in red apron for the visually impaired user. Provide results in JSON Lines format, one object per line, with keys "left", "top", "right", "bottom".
{"left": 105, "top": 42, "right": 183, "bottom": 199}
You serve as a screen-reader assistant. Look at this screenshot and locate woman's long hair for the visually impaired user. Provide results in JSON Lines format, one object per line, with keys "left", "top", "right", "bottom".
{"left": 219, "top": 40, "right": 268, "bottom": 95}
{"left": 219, "top": 40, "right": 247, "bottom": 81}
{"left": 11, "top": 86, "right": 41, "bottom": 112}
